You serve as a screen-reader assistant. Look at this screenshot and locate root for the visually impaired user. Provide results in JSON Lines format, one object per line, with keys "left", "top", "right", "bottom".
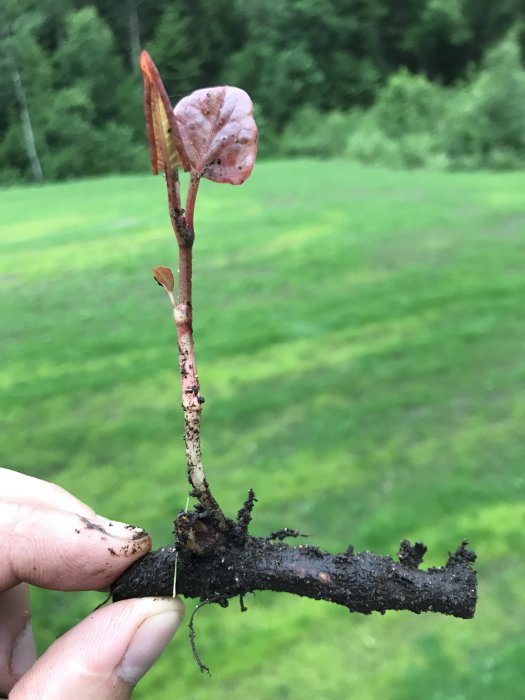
{"left": 111, "top": 498, "right": 477, "bottom": 620}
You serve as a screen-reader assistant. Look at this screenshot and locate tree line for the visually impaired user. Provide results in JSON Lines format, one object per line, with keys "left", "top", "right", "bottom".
{"left": 1, "top": 0, "right": 524, "bottom": 183}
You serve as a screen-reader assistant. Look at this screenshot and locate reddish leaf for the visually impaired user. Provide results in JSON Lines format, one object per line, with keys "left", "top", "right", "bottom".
{"left": 173, "top": 87, "right": 258, "bottom": 184}
{"left": 153, "top": 266, "right": 175, "bottom": 293}
{"left": 140, "top": 51, "right": 190, "bottom": 176}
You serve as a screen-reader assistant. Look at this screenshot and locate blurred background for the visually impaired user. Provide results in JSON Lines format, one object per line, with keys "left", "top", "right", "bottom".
{"left": 1, "top": 1, "right": 525, "bottom": 699}
{"left": 2, "top": 0, "right": 525, "bottom": 181}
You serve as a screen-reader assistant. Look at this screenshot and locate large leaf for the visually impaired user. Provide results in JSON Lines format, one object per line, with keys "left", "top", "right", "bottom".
{"left": 140, "top": 50, "right": 189, "bottom": 176}
{"left": 173, "top": 87, "right": 258, "bottom": 184}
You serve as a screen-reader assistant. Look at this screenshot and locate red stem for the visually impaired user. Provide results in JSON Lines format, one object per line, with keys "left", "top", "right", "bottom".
{"left": 185, "top": 176, "right": 200, "bottom": 232}
{"left": 178, "top": 243, "right": 193, "bottom": 305}
{"left": 166, "top": 171, "right": 182, "bottom": 230}
{"left": 162, "top": 170, "right": 225, "bottom": 530}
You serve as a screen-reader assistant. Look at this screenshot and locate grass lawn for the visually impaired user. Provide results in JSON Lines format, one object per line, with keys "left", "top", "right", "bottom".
{"left": 1, "top": 160, "right": 525, "bottom": 699}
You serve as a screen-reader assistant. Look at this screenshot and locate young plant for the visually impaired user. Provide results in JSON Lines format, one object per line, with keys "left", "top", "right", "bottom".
{"left": 112, "top": 52, "right": 477, "bottom": 672}
{"left": 140, "top": 49, "right": 257, "bottom": 534}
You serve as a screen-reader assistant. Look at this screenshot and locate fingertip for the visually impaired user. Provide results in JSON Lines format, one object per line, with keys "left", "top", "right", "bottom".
{"left": 90, "top": 515, "right": 150, "bottom": 543}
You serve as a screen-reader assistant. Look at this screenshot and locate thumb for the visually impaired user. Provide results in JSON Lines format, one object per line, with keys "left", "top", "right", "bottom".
{"left": 9, "top": 597, "right": 184, "bottom": 700}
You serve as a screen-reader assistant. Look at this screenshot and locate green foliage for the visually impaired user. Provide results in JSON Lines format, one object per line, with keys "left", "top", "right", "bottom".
{"left": 277, "top": 67, "right": 464, "bottom": 167}
{"left": 346, "top": 128, "right": 404, "bottom": 169}
{"left": 146, "top": 5, "right": 202, "bottom": 96}
{"left": 226, "top": 36, "right": 324, "bottom": 130}
{"left": 443, "top": 33, "right": 525, "bottom": 169}
{"left": 346, "top": 70, "right": 448, "bottom": 169}
{"left": 44, "top": 85, "right": 95, "bottom": 178}
{"left": 277, "top": 106, "right": 361, "bottom": 158}
{"left": 346, "top": 35, "right": 525, "bottom": 171}
{"left": 47, "top": 101, "right": 144, "bottom": 179}
{"left": 54, "top": 9, "right": 128, "bottom": 119}
{"left": 0, "top": 4, "right": 140, "bottom": 181}
{"left": 1, "top": 1, "right": 525, "bottom": 181}
{"left": 401, "top": 0, "right": 471, "bottom": 76}
{"left": 370, "top": 68, "right": 446, "bottom": 138}
{"left": 225, "top": 0, "right": 383, "bottom": 128}
{"left": 1, "top": 162, "right": 524, "bottom": 697}
{"left": 0, "top": 2, "right": 53, "bottom": 180}
{"left": 0, "top": 121, "right": 28, "bottom": 175}
{"left": 250, "top": 103, "right": 280, "bottom": 158}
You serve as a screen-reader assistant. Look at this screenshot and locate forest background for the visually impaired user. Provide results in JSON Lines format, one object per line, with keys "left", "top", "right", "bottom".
{"left": 2, "top": 0, "right": 525, "bottom": 183}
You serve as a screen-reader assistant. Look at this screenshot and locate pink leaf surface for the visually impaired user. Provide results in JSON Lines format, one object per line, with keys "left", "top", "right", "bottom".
{"left": 173, "top": 87, "right": 258, "bottom": 184}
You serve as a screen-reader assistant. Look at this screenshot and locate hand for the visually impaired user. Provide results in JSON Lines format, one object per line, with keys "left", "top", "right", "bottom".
{"left": 0, "top": 468, "right": 184, "bottom": 699}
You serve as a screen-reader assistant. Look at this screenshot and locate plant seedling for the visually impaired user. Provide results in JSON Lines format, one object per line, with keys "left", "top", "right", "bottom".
{"left": 111, "top": 52, "right": 477, "bottom": 673}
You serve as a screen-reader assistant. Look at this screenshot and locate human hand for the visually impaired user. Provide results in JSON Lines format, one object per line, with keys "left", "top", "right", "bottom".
{"left": 0, "top": 468, "right": 184, "bottom": 699}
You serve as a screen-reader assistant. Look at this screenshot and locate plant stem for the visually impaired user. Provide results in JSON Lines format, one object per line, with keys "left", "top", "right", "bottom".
{"left": 163, "top": 174, "right": 227, "bottom": 531}
{"left": 185, "top": 176, "right": 200, "bottom": 232}
{"left": 178, "top": 242, "right": 193, "bottom": 304}
{"left": 165, "top": 171, "right": 183, "bottom": 239}
{"left": 173, "top": 299, "right": 225, "bottom": 526}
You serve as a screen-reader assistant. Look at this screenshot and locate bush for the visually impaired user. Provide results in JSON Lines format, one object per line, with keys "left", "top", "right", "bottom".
{"left": 345, "top": 69, "right": 447, "bottom": 169}
{"left": 345, "top": 35, "right": 525, "bottom": 172}
{"left": 277, "top": 71, "right": 451, "bottom": 168}
{"left": 398, "top": 132, "right": 448, "bottom": 169}
{"left": 346, "top": 128, "right": 404, "bottom": 169}
{"left": 371, "top": 68, "right": 446, "bottom": 139}
{"left": 251, "top": 103, "right": 279, "bottom": 159}
{"left": 442, "top": 32, "right": 525, "bottom": 169}
{"left": 0, "top": 167, "right": 25, "bottom": 187}
{"left": 278, "top": 106, "right": 362, "bottom": 158}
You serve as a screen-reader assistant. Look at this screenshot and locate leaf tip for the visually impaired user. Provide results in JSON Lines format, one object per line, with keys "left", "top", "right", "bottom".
{"left": 139, "top": 49, "right": 154, "bottom": 77}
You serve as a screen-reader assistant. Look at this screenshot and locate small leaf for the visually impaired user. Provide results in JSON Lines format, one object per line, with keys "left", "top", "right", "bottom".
{"left": 140, "top": 51, "right": 190, "bottom": 176}
{"left": 153, "top": 266, "right": 175, "bottom": 292}
{"left": 173, "top": 87, "right": 258, "bottom": 184}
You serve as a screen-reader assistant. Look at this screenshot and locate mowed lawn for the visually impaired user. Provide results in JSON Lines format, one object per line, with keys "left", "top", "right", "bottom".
{"left": 1, "top": 161, "right": 525, "bottom": 699}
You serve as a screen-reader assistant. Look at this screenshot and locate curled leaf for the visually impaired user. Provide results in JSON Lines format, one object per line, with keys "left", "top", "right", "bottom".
{"left": 153, "top": 266, "right": 175, "bottom": 293}
{"left": 140, "top": 51, "right": 189, "bottom": 176}
{"left": 173, "top": 87, "right": 258, "bottom": 184}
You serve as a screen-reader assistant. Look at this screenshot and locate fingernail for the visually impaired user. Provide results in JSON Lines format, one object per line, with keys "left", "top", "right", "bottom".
{"left": 117, "top": 599, "right": 184, "bottom": 686}
{"left": 10, "top": 622, "right": 37, "bottom": 678}
{"left": 83, "top": 515, "right": 148, "bottom": 541}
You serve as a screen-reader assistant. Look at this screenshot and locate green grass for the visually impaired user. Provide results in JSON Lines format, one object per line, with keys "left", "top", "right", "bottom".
{"left": 1, "top": 161, "right": 525, "bottom": 699}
